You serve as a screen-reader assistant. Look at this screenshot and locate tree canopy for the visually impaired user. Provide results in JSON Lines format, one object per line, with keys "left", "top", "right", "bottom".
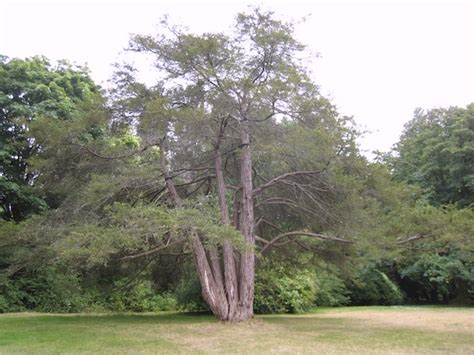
{"left": 390, "top": 104, "right": 474, "bottom": 207}
{"left": 0, "top": 56, "right": 101, "bottom": 221}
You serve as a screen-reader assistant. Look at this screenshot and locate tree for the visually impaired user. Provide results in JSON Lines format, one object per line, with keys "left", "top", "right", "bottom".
{"left": 116, "top": 9, "right": 355, "bottom": 321}
{"left": 351, "top": 160, "right": 473, "bottom": 305}
{"left": 0, "top": 56, "right": 101, "bottom": 221}
{"left": 390, "top": 104, "right": 474, "bottom": 207}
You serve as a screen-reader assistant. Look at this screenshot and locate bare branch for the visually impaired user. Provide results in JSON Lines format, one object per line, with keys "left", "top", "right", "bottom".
{"left": 255, "top": 197, "right": 318, "bottom": 219}
{"left": 260, "top": 231, "right": 352, "bottom": 254}
{"left": 70, "top": 140, "right": 155, "bottom": 160}
{"left": 255, "top": 218, "right": 284, "bottom": 233}
{"left": 397, "top": 234, "right": 431, "bottom": 245}
{"left": 253, "top": 170, "right": 326, "bottom": 195}
{"left": 175, "top": 175, "right": 215, "bottom": 188}
{"left": 121, "top": 239, "right": 186, "bottom": 260}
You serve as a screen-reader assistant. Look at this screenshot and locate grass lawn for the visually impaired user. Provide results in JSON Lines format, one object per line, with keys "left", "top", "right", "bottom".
{"left": 0, "top": 306, "right": 472, "bottom": 354}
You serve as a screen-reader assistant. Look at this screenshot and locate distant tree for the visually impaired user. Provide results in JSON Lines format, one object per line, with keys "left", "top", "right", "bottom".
{"left": 0, "top": 56, "right": 101, "bottom": 221}
{"left": 390, "top": 104, "right": 474, "bottom": 207}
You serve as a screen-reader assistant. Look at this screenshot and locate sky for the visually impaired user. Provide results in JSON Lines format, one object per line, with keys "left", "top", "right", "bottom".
{"left": 1, "top": 0, "right": 473, "bottom": 157}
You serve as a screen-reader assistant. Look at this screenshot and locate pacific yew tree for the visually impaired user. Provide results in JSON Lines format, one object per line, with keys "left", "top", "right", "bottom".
{"left": 106, "top": 9, "right": 354, "bottom": 321}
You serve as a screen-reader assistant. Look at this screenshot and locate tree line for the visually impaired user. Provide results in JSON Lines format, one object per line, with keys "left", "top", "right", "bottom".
{"left": 1, "top": 9, "right": 472, "bottom": 320}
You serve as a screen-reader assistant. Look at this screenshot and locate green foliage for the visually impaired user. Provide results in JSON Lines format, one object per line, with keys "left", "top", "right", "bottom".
{"left": 399, "top": 254, "right": 473, "bottom": 303}
{"left": 314, "top": 271, "right": 351, "bottom": 307}
{"left": 0, "top": 56, "right": 102, "bottom": 221}
{"left": 390, "top": 104, "right": 474, "bottom": 207}
{"left": 108, "top": 279, "right": 177, "bottom": 312}
{"left": 175, "top": 275, "right": 209, "bottom": 312}
{"left": 254, "top": 261, "right": 316, "bottom": 314}
{"left": 0, "top": 265, "right": 179, "bottom": 313}
{"left": 48, "top": 200, "right": 246, "bottom": 271}
{"left": 349, "top": 267, "right": 404, "bottom": 305}
{"left": 0, "top": 277, "right": 23, "bottom": 312}
{"left": 0, "top": 267, "right": 88, "bottom": 313}
{"left": 355, "top": 194, "right": 474, "bottom": 305}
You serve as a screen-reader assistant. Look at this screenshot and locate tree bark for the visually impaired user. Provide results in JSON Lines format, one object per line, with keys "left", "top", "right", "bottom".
{"left": 159, "top": 138, "right": 230, "bottom": 320}
{"left": 214, "top": 144, "right": 240, "bottom": 320}
{"left": 236, "top": 120, "right": 255, "bottom": 321}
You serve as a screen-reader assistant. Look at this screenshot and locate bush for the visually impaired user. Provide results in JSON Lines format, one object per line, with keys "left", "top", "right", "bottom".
{"left": 399, "top": 254, "right": 473, "bottom": 304}
{"left": 254, "top": 263, "right": 316, "bottom": 314}
{"left": 175, "top": 275, "right": 209, "bottom": 312}
{"left": 349, "top": 267, "right": 404, "bottom": 305}
{"left": 0, "top": 277, "right": 24, "bottom": 313}
{"left": 314, "top": 271, "right": 350, "bottom": 307}
{"left": 0, "top": 268, "right": 178, "bottom": 313}
{"left": 0, "top": 267, "right": 91, "bottom": 313}
{"left": 108, "top": 279, "right": 177, "bottom": 312}
{"left": 145, "top": 293, "right": 178, "bottom": 312}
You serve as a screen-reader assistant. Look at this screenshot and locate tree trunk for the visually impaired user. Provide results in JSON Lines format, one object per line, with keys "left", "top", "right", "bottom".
{"left": 159, "top": 138, "right": 228, "bottom": 319}
{"left": 235, "top": 120, "right": 255, "bottom": 321}
{"left": 214, "top": 144, "right": 239, "bottom": 320}
{"left": 160, "top": 135, "right": 255, "bottom": 322}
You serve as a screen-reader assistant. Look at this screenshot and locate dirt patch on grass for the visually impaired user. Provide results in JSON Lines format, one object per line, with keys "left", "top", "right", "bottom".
{"left": 317, "top": 308, "right": 474, "bottom": 333}
{"left": 161, "top": 319, "right": 293, "bottom": 353}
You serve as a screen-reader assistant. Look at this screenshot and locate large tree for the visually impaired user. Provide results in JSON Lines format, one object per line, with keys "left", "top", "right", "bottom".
{"left": 390, "top": 104, "right": 474, "bottom": 207}
{"left": 0, "top": 56, "right": 101, "bottom": 221}
{"left": 113, "top": 9, "right": 355, "bottom": 321}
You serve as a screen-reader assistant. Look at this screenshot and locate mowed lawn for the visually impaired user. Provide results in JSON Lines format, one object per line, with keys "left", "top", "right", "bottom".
{"left": 0, "top": 307, "right": 473, "bottom": 354}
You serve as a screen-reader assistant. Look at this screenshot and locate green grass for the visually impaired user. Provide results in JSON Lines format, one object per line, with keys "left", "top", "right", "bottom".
{"left": 0, "top": 307, "right": 472, "bottom": 354}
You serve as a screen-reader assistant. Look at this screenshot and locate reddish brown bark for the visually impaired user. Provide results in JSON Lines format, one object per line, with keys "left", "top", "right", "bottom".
{"left": 159, "top": 138, "right": 230, "bottom": 320}
{"left": 236, "top": 120, "right": 255, "bottom": 320}
{"left": 214, "top": 144, "right": 239, "bottom": 320}
{"left": 159, "top": 133, "right": 257, "bottom": 322}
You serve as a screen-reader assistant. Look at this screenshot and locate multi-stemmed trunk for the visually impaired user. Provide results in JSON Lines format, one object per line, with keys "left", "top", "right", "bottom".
{"left": 159, "top": 119, "right": 255, "bottom": 322}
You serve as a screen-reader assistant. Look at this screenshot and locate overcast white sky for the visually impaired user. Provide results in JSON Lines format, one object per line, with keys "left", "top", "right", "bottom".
{"left": 1, "top": 0, "right": 473, "bottom": 156}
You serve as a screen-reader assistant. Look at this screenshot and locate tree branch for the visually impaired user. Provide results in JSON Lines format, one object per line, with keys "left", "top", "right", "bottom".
{"left": 260, "top": 231, "right": 351, "bottom": 254}
{"left": 120, "top": 238, "right": 186, "bottom": 260}
{"left": 70, "top": 140, "right": 154, "bottom": 160}
{"left": 253, "top": 170, "right": 326, "bottom": 195}
{"left": 397, "top": 234, "right": 430, "bottom": 244}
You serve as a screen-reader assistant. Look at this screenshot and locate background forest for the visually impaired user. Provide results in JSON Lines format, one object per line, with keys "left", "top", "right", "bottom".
{"left": 0, "top": 10, "right": 473, "bottom": 315}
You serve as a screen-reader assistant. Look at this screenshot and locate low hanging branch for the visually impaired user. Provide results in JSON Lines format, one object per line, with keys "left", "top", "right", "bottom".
{"left": 253, "top": 169, "right": 327, "bottom": 195}
{"left": 120, "top": 238, "right": 186, "bottom": 260}
{"left": 259, "top": 231, "right": 352, "bottom": 254}
{"left": 397, "top": 234, "right": 431, "bottom": 244}
{"left": 69, "top": 140, "right": 155, "bottom": 160}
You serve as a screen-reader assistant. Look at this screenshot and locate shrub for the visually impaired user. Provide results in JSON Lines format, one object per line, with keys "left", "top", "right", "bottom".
{"left": 349, "top": 267, "right": 404, "bottom": 305}
{"left": 254, "top": 263, "right": 316, "bottom": 314}
{"left": 314, "top": 271, "right": 350, "bottom": 307}
{"left": 0, "top": 277, "right": 24, "bottom": 313}
{"left": 108, "top": 279, "right": 177, "bottom": 312}
{"left": 399, "top": 254, "right": 473, "bottom": 303}
{"left": 175, "top": 276, "right": 209, "bottom": 312}
{"left": 145, "top": 293, "right": 178, "bottom": 311}
{"left": 0, "top": 267, "right": 91, "bottom": 313}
